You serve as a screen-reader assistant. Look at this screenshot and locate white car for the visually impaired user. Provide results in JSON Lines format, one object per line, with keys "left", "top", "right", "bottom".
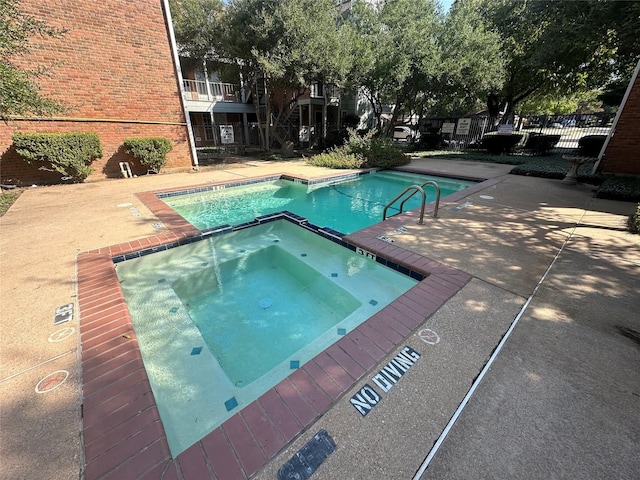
{"left": 393, "top": 126, "right": 420, "bottom": 143}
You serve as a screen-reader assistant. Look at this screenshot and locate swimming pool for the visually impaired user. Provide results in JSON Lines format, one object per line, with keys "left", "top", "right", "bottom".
{"left": 161, "top": 170, "right": 475, "bottom": 234}
{"left": 115, "top": 219, "right": 418, "bottom": 456}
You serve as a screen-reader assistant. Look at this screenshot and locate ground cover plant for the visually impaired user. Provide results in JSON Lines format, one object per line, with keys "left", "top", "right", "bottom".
{"left": 509, "top": 156, "right": 600, "bottom": 181}
{"left": 596, "top": 176, "right": 640, "bottom": 202}
{"left": 629, "top": 204, "right": 640, "bottom": 234}
{"left": 411, "top": 150, "right": 528, "bottom": 165}
{"left": 0, "top": 190, "right": 21, "bottom": 216}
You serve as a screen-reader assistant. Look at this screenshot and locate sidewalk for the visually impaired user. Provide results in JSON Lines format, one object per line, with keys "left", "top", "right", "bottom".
{"left": 1, "top": 158, "right": 638, "bottom": 479}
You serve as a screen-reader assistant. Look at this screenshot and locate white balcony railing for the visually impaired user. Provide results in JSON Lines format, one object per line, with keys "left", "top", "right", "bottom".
{"left": 182, "top": 79, "right": 240, "bottom": 102}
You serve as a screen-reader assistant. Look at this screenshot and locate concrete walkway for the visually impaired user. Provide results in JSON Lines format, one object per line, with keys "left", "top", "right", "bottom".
{"left": 1, "top": 157, "right": 638, "bottom": 479}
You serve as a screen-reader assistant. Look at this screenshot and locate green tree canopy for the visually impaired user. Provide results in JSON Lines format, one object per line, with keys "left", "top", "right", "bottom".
{"left": 0, "top": 0, "right": 65, "bottom": 121}
{"left": 429, "top": 0, "right": 504, "bottom": 116}
{"left": 168, "top": 0, "right": 225, "bottom": 63}
{"left": 344, "top": 0, "right": 441, "bottom": 133}
{"left": 220, "top": 0, "right": 350, "bottom": 148}
{"left": 479, "top": 0, "right": 640, "bottom": 118}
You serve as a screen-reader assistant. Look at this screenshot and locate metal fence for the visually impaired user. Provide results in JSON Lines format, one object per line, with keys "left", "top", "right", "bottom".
{"left": 416, "top": 112, "right": 614, "bottom": 156}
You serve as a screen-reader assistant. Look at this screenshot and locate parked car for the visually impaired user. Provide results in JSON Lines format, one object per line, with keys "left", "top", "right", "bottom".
{"left": 393, "top": 126, "right": 420, "bottom": 143}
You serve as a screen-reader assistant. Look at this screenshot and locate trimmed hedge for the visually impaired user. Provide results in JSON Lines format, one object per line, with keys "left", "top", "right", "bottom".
{"left": 482, "top": 134, "right": 523, "bottom": 154}
{"left": 124, "top": 137, "right": 173, "bottom": 172}
{"left": 12, "top": 132, "right": 102, "bottom": 181}
{"left": 524, "top": 134, "right": 561, "bottom": 155}
{"left": 578, "top": 135, "right": 607, "bottom": 157}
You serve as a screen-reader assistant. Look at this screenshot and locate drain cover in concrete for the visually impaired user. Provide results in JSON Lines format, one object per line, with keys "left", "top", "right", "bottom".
{"left": 277, "top": 429, "right": 336, "bottom": 480}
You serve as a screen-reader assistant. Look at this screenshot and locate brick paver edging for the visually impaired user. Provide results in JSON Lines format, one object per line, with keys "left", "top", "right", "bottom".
{"left": 77, "top": 243, "right": 470, "bottom": 479}
{"left": 77, "top": 173, "right": 480, "bottom": 479}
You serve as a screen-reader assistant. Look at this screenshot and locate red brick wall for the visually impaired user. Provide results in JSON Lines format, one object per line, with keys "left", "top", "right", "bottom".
{"left": 0, "top": 0, "right": 193, "bottom": 185}
{"left": 602, "top": 70, "right": 640, "bottom": 175}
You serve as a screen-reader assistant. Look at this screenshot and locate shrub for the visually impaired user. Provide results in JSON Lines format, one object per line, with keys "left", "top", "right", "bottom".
{"left": 578, "top": 135, "right": 607, "bottom": 157}
{"left": 324, "top": 129, "right": 350, "bottom": 149}
{"left": 343, "top": 128, "right": 410, "bottom": 168}
{"left": 417, "top": 133, "right": 442, "bottom": 150}
{"left": 524, "top": 133, "right": 561, "bottom": 155}
{"left": 123, "top": 137, "right": 173, "bottom": 172}
{"left": 305, "top": 148, "right": 363, "bottom": 169}
{"left": 12, "top": 132, "right": 102, "bottom": 181}
{"left": 629, "top": 204, "right": 640, "bottom": 234}
{"left": 481, "top": 134, "right": 523, "bottom": 154}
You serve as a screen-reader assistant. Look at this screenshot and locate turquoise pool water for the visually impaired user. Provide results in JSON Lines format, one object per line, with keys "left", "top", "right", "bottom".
{"left": 116, "top": 220, "right": 417, "bottom": 456}
{"left": 163, "top": 170, "right": 475, "bottom": 234}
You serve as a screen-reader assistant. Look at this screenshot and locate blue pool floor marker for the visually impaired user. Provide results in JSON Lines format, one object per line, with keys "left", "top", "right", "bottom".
{"left": 277, "top": 429, "right": 336, "bottom": 480}
{"left": 259, "top": 297, "right": 273, "bottom": 309}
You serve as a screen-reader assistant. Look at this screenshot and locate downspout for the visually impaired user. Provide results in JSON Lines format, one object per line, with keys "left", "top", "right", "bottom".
{"left": 592, "top": 58, "right": 640, "bottom": 174}
{"left": 162, "top": 0, "right": 199, "bottom": 169}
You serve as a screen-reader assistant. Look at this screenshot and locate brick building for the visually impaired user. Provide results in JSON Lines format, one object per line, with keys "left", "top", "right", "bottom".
{"left": 0, "top": 0, "right": 194, "bottom": 185}
{"left": 601, "top": 62, "right": 640, "bottom": 176}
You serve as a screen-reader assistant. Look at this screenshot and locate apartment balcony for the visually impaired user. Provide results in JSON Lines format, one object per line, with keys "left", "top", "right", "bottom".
{"left": 182, "top": 79, "right": 240, "bottom": 102}
{"left": 298, "top": 82, "right": 341, "bottom": 107}
{"left": 182, "top": 79, "right": 254, "bottom": 114}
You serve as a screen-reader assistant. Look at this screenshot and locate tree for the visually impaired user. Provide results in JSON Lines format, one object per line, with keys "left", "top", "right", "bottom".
{"left": 222, "top": 0, "right": 350, "bottom": 149}
{"left": 168, "top": 0, "right": 225, "bottom": 62}
{"left": 479, "top": 0, "right": 640, "bottom": 119}
{"left": 344, "top": 0, "right": 441, "bottom": 134}
{"left": 428, "top": 0, "right": 504, "bottom": 116}
{"left": 0, "top": 0, "right": 65, "bottom": 122}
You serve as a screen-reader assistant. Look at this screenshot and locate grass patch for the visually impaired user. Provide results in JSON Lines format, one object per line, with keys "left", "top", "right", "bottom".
{"left": 0, "top": 190, "right": 22, "bottom": 216}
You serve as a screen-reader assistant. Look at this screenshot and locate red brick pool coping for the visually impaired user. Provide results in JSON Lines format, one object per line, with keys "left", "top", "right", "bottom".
{"left": 77, "top": 172, "right": 496, "bottom": 479}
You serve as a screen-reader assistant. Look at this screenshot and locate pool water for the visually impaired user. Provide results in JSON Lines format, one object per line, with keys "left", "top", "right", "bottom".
{"left": 163, "top": 170, "right": 475, "bottom": 234}
{"left": 171, "top": 245, "right": 361, "bottom": 386}
{"left": 116, "top": 220, "right": 417, "bottom": 456}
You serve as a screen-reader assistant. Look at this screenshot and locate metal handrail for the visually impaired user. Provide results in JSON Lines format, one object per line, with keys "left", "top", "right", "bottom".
{"left": 383, "top": 185, "right": 427, "bottom": 224}
{"left": 382, "top": 180, "right": 441, "bottom": 225}
{"left": 416, "top": 180, "right": 441, "bottom": 218}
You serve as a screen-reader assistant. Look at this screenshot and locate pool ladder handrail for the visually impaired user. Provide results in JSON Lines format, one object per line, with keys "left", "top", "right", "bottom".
{"left": 382, "top": 181, "right": 441, "bottom": 225}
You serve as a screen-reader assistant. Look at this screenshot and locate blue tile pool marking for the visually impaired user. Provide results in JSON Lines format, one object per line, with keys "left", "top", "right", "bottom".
{"left": 191, "top": 347, "right": 202, "bottom": 355}
{"left": 301, "top": 253, "right": 307, "bottom": 257}
{"left": 290, "top": 360, "right": 300, "bottom": 369}
{"left": 111, "top": 214, "right": 427, "bottom": 282}
{"left": 156, "top": 175, "right": 283, "bottom": 199}
{"left": 337, "top": 328, "right": 347, "bottom": 336}
{"left": 369, "top": 299, "right": 378, "bottom": 306}
{"left": 331, "top": 273, "right": 338, "bottom": 277}
{"left": 224, "top": 397, "right": 238, "bottom": 412}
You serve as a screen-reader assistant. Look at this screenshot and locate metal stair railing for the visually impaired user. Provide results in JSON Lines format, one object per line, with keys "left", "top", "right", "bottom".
{"left": 382, "top": 181, "right": 441, "bottom": 225}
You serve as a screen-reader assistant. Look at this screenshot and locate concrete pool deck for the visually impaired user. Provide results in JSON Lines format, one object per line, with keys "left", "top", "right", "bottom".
{"left": 1, "top": 157, "right": 638, "bottom": 479}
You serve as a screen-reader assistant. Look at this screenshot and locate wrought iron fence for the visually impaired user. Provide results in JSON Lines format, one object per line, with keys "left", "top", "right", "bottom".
{"left": 416, "top": 112, "right": 614, "bottom": 156}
